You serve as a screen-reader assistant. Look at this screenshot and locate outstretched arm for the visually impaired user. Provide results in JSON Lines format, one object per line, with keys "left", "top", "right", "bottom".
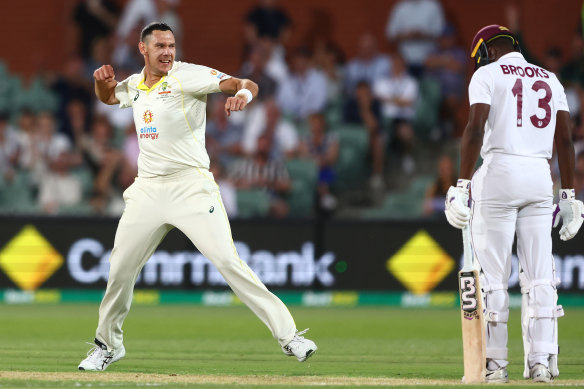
{"left": 94, "top": 65, "right": 120, "bottom": 105}
{"left": 219, "top": 77, "right": 259, "bottom": 116}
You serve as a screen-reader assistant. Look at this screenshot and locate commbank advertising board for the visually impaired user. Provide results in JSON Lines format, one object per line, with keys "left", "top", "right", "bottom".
{"left": 0, "top": 217, "right": 583, "bottom": 295}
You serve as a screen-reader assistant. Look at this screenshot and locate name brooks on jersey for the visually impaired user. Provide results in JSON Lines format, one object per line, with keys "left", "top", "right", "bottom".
{"left": 499, "top": 64, "right": 549, "bottom": 79}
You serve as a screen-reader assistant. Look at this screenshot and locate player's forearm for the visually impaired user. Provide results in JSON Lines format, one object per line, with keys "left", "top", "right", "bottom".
{"left": 460, "top": 104, "right": 489, "bottom": 180}
{"left": 239, "top": 79, "right": 258, "bottom": 98}
{"left": 94, "top": 79, "right": 118, "bottom": 105}
{"left": 221, "top": 78, "right": 258, "bottom": 98}
{"left": 555, "top": 111, "right": 575, "bottom": 188}
{"left": 459, "top": 123, "right": 483, "bottom": 180}
{"left": 555, "top": 138, "right": 575, "bottom": 188}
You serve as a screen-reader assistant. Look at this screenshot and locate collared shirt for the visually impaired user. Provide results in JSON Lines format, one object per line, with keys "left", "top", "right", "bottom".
{"left": 469, "top": 52, "right": 569, "bottom": 159}
{"left": 115, "top": 61, "right": 231, "bottom": 177}
{"left": 276, "top": 69, "right": 328, "bottom": 119}
{"left": 386, "top": 0, "right": 444, "bottom": 65}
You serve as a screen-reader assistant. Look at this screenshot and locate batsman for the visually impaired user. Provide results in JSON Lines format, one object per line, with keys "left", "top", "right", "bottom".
{"left": 445, "top": 25, "right": 584, "bottom": 383}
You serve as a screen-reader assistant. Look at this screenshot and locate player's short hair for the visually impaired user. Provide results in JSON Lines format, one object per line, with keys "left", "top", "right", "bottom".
{"left": 140, "top": 22, "right": 174, "bottom": 42}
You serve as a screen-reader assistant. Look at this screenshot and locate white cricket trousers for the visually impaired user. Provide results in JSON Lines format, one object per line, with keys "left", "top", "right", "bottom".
{"left": 95, "top": 168, "right": 297, "bottom": 352}
{"left": 471, "top": 154, "right": 556, "bottom": 368}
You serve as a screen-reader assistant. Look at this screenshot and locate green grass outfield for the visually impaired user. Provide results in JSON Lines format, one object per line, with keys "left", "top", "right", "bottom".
{"left": 0, "top": 305, "right": 583, "bottom": 388}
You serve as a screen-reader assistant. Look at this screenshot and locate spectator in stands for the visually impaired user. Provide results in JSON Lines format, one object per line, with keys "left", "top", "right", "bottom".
{"left": 206, "top": 95, "right": 244, "bottom": 169}
{"left": 66, "top": 99, "right": 90, "bottom": 148}
{"left": 313, "top": 41, "right": 345, "bottom": 104}
{"left": 51, "top": 57, "right": 93, "bottom": 140}
{"left": 239, "top": 44, "right": 278, "bottom": 102}
{"left": 561, "top": 31, "right": 584, "bottom": 87}
{"left": 373, "top": 54, "right": 419, "bottom": 124}
{"left": 72, "top": 0, "right": 120, "bottom": 60}
{"left": 117, "top": 0, "right": 181, "bottom": 40}
{"left": 244, "top": 0, "right": 291, "bottom": 49}
{"left": 0, "top": 112, "right": 20, "bottom": 183}
{"left": 112, "top": 26, "right": 145, "bottom": 73}
{"left": 242, "top": 99, "right": 299, "bottom": 159}
{"left": 210, "top": 159, "right": 238, "bottom": 218}
{"left": 15, "top": 75, "right": 59, "bottom": 116}
{"left": 276, "top": 47, "right": 328, "bottom": 121}
{"left": 116, "top": 0, "right": 183, "bottom": 60}
{"left": 423, "top": 154, "right": 456, "bottom": 216}
{"left": 80, "top": 116, "right": 124, "bottom": 214}
{"left": 343, "top": 81, "right": 385, "bottom": 190}
{"left": 424, "top": 24, "right": 466, "bottom": 138}
{"left": 504, "top": 3, "right": 539, "bottom": 66}
{"left": 299, "top": 113, "right": 339, "bottom": 212}
{"left": 84, "top": 36, "right": 113, "bottom": 81}
{"left": 19, "top": 111, "right": 80, "bottom": 187}
{"left": 228, "top": 133, "right": 291, "bottom": 217}
{"left": 344, "top": 33, "right": 391, "bottom": 96}
{"left": 385, "top": 0, "right": 444, "bottom": 77}
{"left": 16, "top": 109, "right": 38, "bottom": 172}
{"left": 244, "top": 0, "right": 291, "bottom": 84}
{"left": 38, "top": 150, "right": 83, "bottom": 214}
{"left": 33, "top": 112, "right": 82, "bottom": 213}
{"left": 389, "top": 120, "right": 417, "bottom": 174}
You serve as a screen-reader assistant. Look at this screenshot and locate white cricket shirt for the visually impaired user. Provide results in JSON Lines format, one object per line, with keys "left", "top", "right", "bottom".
{"left": 115, "top": 61, "right": 231, "bottom": 177}
{"left": 468, "top": 52, "right": 569, "bottom": 159}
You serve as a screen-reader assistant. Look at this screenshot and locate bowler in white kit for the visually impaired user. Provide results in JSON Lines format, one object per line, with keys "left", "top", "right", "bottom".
{"left": 445, "top": 25, "right": 583, "bottom": 383}
{"left": 78, "top": 22, "right": 316, "bottom": 371}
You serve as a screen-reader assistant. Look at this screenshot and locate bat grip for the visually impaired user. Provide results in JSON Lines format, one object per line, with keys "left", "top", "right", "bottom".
{"left": 462, "top": 225, "right": 474, "bottom": 272}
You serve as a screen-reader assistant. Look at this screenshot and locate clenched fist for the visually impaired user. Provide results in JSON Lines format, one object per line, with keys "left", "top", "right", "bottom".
{"left": 94, "top": 65, "right": 116, "bottom": 82}
{"left": 224, "top": 95, "right": 248, "bottom": 117}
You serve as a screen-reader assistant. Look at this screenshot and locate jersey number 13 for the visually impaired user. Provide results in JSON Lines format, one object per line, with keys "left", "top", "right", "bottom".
{"left": 511, "top": 78, "right": 552, "bottom": 128}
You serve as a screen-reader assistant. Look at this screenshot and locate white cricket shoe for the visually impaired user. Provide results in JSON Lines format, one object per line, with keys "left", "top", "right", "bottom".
{"left": 78, "top": 339, "right": 126, "bottom": 371}
{"left": 281, "top": 329, "right": 317, "bottom": 362}
{"left": 530, "top": 364, "right": 553, "bottom": 383}
{"left": 485, "top": 367, "right": 509, "bottom": 383}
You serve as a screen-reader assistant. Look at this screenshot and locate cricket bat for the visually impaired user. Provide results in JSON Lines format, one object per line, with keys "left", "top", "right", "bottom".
{"left": 459, "top": 225, "right": 486, "bottom": 383}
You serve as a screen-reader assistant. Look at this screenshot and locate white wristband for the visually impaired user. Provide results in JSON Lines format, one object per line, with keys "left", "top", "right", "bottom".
{"left": 235, "top": 88, "right": 253, "bottom": 104}
{"left": 559, "top": 189, "right": 575, "bottom": 200}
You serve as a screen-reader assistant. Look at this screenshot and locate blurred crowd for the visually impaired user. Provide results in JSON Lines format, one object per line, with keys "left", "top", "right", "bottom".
{"left": 1, "top": 0, "right": 584, "bottom": 219}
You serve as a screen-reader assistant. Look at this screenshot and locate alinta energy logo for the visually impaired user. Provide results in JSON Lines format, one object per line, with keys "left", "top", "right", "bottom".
{"left": 0, "top": 225, "right": 63, "bottom": 290}
{"left": 386, "top": 230, "right": 455, "bottom": 295}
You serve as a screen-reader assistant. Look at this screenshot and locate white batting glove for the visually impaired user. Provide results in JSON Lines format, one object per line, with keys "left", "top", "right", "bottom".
{"left": 445, "top": 179, "right": 471, "bottom": 229}
{"left": 552, "top": 189, "right": 584, "bottom": 241}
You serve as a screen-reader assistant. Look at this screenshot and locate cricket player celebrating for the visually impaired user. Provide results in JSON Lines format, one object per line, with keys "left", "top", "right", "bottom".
{"left": 78, "top": 22, "right": 316, "bottom": 371}
{"left": 445, "top": 25, "right": 584, "bottom": 383}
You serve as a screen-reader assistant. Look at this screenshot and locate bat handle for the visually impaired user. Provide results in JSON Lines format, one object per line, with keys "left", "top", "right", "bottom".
{"left": 462, "top": 225, "right": 474, "bottom": 272}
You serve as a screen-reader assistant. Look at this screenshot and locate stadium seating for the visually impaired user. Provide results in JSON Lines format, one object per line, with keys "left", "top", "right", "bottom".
{"left": 236, "top": 188, "right": 270, "bottom": 218}
{"left": 331, "top": 124, "right": 369, "bottom": 191}
{"left": 362, "top": 174, "right": 433, "bottom": 219}
{"left": 0, "top": 171, "right": 38, "bottom": 214}
{"left": 286, "top": 158, "right": 318, "bottom": 217}
{"left": 413, "top": 78, "right": 441, "bottom": 138}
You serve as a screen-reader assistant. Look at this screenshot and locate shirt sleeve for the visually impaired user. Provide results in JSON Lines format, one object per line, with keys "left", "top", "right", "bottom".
{"left": 554, "top": 76, "right": 570, "bottom": 113}
{"left": 174, "top": 63, "right": 232, "bottom": 96}
{"left": 114, "top": 77, "right": 133, "bottom": 109}
{"left": 468, "top": 68, "right": 493, "bottom": 106}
